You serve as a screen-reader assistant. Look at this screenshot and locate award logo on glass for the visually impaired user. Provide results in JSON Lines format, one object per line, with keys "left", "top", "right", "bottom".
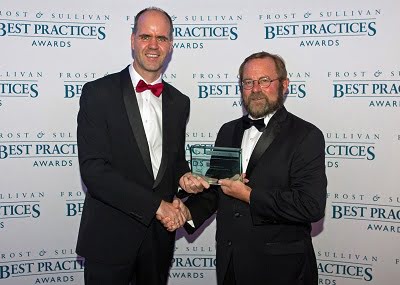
{"left": 190, "top": 146, "right": 242, "bottom": 185}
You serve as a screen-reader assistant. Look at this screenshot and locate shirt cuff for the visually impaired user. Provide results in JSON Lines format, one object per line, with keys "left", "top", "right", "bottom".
{"left": 187, "top": 220, "right": 195, "bottom": 228}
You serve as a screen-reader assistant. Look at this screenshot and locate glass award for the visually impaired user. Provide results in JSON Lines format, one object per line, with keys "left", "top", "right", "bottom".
{"left": 190, "top": 145, "right": 242, "bottom": 185}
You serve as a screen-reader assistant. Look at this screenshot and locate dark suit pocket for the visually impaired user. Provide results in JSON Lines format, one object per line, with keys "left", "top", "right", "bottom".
{"left": 264, "top": 239, "right": 305, "bottom": 255}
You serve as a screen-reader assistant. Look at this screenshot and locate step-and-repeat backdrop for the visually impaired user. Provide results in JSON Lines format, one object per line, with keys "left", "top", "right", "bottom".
{"left": 1, "top": 0, "right": 399, "bottom": 284}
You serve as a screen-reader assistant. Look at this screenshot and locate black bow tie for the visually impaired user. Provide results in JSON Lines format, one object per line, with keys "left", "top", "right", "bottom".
{"left": 242, "top": 116, "right": 266, "bottom": 132}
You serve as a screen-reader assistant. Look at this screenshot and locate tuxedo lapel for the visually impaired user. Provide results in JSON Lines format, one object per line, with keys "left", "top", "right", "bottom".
{"left": 121, "top": 67, "right": 154, "bottom": 179}
{"left": 153, "top": 81, "right": 172, "bottom": 189}
{"left": 245, "top": 107, "right": 287, "bottom": 177}
{"left": 232, "top": 118, "right": 245, "bottom": 148}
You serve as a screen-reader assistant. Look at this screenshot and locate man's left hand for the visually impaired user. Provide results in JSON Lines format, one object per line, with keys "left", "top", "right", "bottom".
{"left": 219, "top": 177, "right": 251, "bottom": 203}
{"left": 179, "top": 172, "right": 210, "bottom": 194}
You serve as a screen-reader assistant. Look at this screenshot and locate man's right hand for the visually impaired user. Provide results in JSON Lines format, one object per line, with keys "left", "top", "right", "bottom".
{"left": 156, "top": 199, "right": 191, "bottom": 232}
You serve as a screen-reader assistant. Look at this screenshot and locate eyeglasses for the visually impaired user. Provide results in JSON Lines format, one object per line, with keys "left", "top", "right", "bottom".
{"left": 241, "top": 77, "right": 280, "bottom": 90}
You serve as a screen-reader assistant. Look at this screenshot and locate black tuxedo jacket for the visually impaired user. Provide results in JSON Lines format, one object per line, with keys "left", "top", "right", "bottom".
{"left": 76, "top": 66, "right": 190, "bottom": 264}
{"left": 186, "top": 107, "right": 327, "bottom": 285}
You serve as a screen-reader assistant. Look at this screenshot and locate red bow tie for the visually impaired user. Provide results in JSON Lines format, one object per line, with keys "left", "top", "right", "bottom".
{"left": 136, "top": 79, "right": 164, "bottom": 97}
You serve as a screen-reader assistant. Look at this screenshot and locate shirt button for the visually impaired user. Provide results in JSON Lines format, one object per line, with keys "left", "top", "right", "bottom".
{"left": 234, "top": 212, "right": 240, "bottom": 218}
{"left": 228, "top": 241, "right": 232, "bottom": 246}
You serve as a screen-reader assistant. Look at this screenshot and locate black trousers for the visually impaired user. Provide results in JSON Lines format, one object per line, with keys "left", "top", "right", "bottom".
{"left": 84, "top": 223, "right": 174, "bottom": 285}
{"left": 223, "top": 256, "right": 237, "bottom": 285}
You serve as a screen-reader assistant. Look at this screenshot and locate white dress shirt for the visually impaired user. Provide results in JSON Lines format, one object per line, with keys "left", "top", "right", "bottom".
{"left": 129, "top": 64, "right": 163, "bottom": 179}
{"left": 241, "top": 112, "right": 275, "bottom": 173}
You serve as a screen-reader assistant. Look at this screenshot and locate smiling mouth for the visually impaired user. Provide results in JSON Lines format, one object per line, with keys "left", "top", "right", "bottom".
{"left": 146, "top": 53, "right": 159, "bottom": 58}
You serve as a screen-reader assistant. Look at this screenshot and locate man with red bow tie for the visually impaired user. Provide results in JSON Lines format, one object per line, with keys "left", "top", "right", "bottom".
{"left": 76, "top": 7, "right": 209, "bottom": 285}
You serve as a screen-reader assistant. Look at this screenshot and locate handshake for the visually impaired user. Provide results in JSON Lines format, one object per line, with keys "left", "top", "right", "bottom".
{"left": 156, "top": 199, "right": 192, "bottom": 232}
{"left": 155, "top": 172, "right": 211, "bottom": 232}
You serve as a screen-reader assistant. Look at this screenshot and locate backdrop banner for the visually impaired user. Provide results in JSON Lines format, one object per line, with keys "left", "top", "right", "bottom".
{"left": 1, "top": 1, "right": 399, "bottom": 284}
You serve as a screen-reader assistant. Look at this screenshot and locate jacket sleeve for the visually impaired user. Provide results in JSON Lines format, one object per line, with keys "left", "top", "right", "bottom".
{"left": 184, "top": 185, "right": 219, "bottom": 234}
{"left": 250, "top": 127, "right": 327, "bottom": 224}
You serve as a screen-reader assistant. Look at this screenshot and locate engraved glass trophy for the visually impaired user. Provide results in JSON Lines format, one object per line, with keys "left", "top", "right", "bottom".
{"left": 190, "top": 145, "right": 242, "bottom": 185}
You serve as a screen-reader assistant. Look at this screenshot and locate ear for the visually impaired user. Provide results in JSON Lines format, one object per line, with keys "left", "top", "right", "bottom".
{"left": 130, "top": 33, "right": 135, "bottom": 50}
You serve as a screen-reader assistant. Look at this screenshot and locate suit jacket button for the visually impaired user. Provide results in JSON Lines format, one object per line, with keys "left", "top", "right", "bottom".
{"left": 234, "top": 212, "right": 240, "bottom": 218}
{"left": 228, "top": 241, "right": 232, "bottom": 246}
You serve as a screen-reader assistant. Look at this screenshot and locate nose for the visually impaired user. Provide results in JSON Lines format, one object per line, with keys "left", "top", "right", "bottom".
{"left": 148, "top": 37, "right": 159, "bottom": 49}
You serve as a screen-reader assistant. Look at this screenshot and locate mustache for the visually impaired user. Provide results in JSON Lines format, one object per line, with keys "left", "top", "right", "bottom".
{"left": 248, "top": 92, "right": 266, "bottom": 101}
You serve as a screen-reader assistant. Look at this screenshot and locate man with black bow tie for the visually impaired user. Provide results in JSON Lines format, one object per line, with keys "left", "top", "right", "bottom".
{"left": 75, "top": 7, "right": 208, "bottom": 285}
{"left": 175, "top": 51, "right": 327, "bottom": 285}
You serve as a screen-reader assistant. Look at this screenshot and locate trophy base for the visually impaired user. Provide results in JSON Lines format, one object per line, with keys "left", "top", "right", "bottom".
{"left": 194, "top": 174, "right": 242, "bottom": 185}
{"left": 206, "top": 178, "right": 220, "bottom": 185}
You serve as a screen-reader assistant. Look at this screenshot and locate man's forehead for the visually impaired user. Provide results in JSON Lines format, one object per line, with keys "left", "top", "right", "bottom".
{"left": 244, "top": 60, "right": 276, "bottom": 75}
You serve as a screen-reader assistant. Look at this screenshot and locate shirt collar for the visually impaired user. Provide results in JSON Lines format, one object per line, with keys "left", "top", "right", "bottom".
{"left": 129, "top": 63, "right": 162, "bottom": 89}
{"left": 247, "top": 110, "right": 276, "bottom": 125}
